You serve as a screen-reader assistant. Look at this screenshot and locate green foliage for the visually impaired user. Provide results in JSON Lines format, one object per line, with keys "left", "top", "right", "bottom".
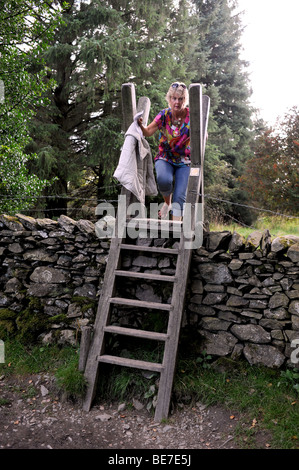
{"left": 210, "top": 214, "right": 299, "bottom": 238}
{"left": 1, "top": 0, "right": 259, "bottom": 223}
{"left": 96, "top": 363, "right": 159, "bottom": 412}
{"left": 190, "top": 0, "right": 254, "bottom": 224}
{"left": 0, "top": 339, "right": 78, "bottom": 376}
{"left": 0, "top": 1, "right": 65, "bottom": 137}
{"left": 278, "top": 369, "right": 299, "bottom": 394}
{"left": 0, "top": 1, "right": 65, "bottom": 214}
{"left": 195, "top": 350, "right": 212, "bottom": 369}
{"left": 27, "top": 0, "right": 199, "bottom": 209}
{"left": 0, "top": 308, "right": 18, "bottom": 338}
{"left": 96, "top": 344, "right": 161, "bottom": 409}
{"left": 14, "top": 298, "right": 48, "bottom": 344}
{"left": 195, "top": 0, "right": 253, "bottom": 157}
{"left": 0, "top": 1, "right": 62, "bottom": 122}
{"left": 240, "top": 107, "right": 299, "bottom": 216}
{"left": 55, "top": 356, "right": 88, "bottom": 399}
{"left": 0, "top": 339, "right": 86, "bottom": 401}
{"left": 0, "top": 144, "right": 52, "bottom": 214}
{"left": 144, "top": 382, "right": 158, "bottom": 412}
{"left": 0, "top": 296, "right": 71, "bottom": 344}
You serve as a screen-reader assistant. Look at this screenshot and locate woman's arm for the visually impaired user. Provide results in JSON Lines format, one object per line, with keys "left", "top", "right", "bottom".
{"left": 138, "top": 118, "right": 158, "bottom": 137}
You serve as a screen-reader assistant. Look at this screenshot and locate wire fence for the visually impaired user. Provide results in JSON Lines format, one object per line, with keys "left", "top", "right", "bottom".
{"left": 0, "top": 189, "right": 298, "bottom": 220}
{"left": 198, "top": 194, "right": 299, "bottom": 220}
{"left": 0, "top": 180, "right": 298, "bottom": 242}
{"left": 200, "top": 193, "right": 298, "bottom": 237}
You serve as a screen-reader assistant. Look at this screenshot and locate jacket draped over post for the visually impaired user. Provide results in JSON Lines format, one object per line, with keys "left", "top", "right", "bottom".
{"left": 113, "top": 120, "right": 158, "bottom": 204}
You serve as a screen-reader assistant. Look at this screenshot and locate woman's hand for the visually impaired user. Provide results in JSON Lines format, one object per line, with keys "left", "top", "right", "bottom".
{"left": 137, "top": 119, "right": 158, "bottom": 137}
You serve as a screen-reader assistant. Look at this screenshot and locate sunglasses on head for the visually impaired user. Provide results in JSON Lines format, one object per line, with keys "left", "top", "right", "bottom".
{"left": 172, "top": 83, "right": 186, "bottom": 89}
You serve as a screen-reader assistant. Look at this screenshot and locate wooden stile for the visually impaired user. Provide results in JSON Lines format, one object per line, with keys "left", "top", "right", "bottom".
{"left": 82, "top": 83, "right": 209, "bottom": 421}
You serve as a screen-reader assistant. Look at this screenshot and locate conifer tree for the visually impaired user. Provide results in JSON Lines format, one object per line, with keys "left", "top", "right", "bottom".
{"left": 191, "top": 0, "right": 254, "bottom": 224}
{"left": 28, "top": 0, "right": 196, "bottom": 216}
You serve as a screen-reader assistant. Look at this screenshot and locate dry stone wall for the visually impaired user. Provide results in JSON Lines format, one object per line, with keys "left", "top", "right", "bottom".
{"left": 0, "top": 213, "right": 299, "bottom": 369}
{"left": 188, "top": 230, "right": 299, "bottom": 369}
{"left": 0, "top": 214, "right": 109, "bottom": 345}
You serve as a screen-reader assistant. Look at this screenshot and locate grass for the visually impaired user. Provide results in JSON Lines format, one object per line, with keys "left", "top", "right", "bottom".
{"left": 0, "top": 340, "right": 87, "bottom": 399}
{"left": 0, "top": 340, "right": 76, "bottom": 375}
{"left": 1, "top": 339, "right": 299, "bottom": 449}
{"left": 210, "top": 215, "right": 299, "bottom": 238}
{"left": 174, "top": 356, "right": 299, "bottom": 449}
{"left": 55, "top": 356, "right": 87, "bottom": 399}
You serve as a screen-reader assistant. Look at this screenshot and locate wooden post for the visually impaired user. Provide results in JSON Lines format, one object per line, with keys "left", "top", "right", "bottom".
{"left": 202, "top": 95, "right": 210, "bottom": 157}
{"left": 186, "top": 84, "right": 203, "bottom": 231}
{"left": 121, "top": 83, "right": 137, "bottom": 132}
{"left": 137, "top": 96, "right": 151, "bottom": 220}
{"left": 120, "top": 84, "right": 151, "bottom": 221}
{"left": 137, "top": 96, "right": 151, "bottom": 126}
{"left": 201, "top": 95, "right": 210, "bottom": 221}
{"left": 188, "top": 85, "right": 210, "bottom": 225}
{"left": 79, "top": 326, "right": 92, "bottom": 372}
{"left": 189, "top": 83, "right": 203, "bottom": 168}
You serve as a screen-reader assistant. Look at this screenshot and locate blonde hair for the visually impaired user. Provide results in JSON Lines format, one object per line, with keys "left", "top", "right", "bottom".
{"left": 166, "top": 82, "right": 189, "bottom": 107}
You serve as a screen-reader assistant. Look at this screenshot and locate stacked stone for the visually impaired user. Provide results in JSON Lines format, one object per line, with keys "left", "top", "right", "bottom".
{"left": 189, "top": 230, "right": 299, "bottom": 368}
{"left": 0, "top": 214, "right": 109, "bottom": 345}
{"left": 110, "top": 236, "right": 178, "bottom": 327}
{"left": 1, "top": 212, "right": 299, "bottom": 370}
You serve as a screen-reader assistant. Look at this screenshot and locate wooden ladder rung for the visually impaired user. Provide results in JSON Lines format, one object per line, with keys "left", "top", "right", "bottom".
{"left": 126, "top": 218, "right": 183, "bottom": 232}
{"left": 109, "top": 297, "right": 173, "bottom": 311}
{"left": 97, "top": 354, "right": 164, "bottom": 373}
{"left": 115, "top": 270, "right": 177, "bottom": 282}
{"left": 104, "top": 325, "right": 169, "bottom": 341}
{"left": 126, "top": 217, "right": 183, "bottom": 226}
{"left": 120, "top": 243, "right": 179, "bottom": 255}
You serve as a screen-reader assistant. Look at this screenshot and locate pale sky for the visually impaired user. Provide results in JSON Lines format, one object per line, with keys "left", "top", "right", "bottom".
{"left": 236, "top": 0, "right": 299, "bottom": 126}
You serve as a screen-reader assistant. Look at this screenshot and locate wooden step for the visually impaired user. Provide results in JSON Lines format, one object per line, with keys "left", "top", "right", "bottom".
{"left": 104, "top": 325, "right": 168, "bottom": 341}
{"left": 126, "top": 218, "right": 183, "bottom": 234}
{"left": 115, "top": 269, "right": 177, "bottom": 283}
{"left": 97, "top": 354, "right": 164, "bottom": 373}
{"left": 120, "top": 243, "right": 179, "bottom": 255}
{"left": 109, "top": 297, "right": 173, "bottom": 311}
{"left": 126, "top": 217, "right": 183, "bottom": 227}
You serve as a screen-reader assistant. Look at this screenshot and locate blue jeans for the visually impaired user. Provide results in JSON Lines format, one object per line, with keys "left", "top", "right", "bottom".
{"left": 155, "top": 159, "right": 190, "bottom": 217}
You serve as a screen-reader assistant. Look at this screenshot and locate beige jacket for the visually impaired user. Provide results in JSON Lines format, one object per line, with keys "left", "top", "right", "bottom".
{"left": 113, "top": 120, "right": 158, "bottom": 203}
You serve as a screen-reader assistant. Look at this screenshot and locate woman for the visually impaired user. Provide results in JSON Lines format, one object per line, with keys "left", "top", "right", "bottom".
{"left": 138, "top": 82, "right": 190, "bottom": 221}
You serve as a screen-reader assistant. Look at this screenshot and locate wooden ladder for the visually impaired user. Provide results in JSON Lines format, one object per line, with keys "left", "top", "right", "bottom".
{"left": 82, "top": 83, "right": 210, "bottom": 421}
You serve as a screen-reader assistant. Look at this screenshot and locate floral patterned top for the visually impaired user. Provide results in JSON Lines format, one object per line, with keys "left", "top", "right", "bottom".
{"left": 153, "top": 107, "right": 191, "bottom": 166}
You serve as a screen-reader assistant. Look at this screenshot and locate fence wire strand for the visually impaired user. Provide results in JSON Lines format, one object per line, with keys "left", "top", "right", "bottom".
{"left": 0, "top": 188, "right": 298, "bottom": 220}
{"left": 196, "top": 193, "right": 299, "bottom": 220}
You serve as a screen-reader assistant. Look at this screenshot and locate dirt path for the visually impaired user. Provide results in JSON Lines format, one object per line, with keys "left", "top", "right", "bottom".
{"left": 0, "top": 373, "right": 271, "bottom": 451}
